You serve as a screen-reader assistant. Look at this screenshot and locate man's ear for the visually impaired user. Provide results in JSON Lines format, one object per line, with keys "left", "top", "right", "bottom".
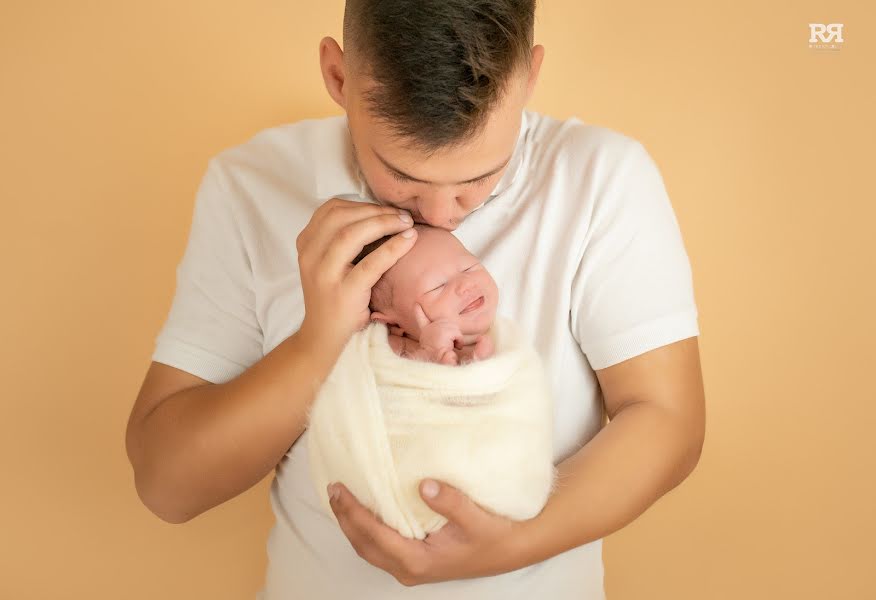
{"left": 319, "top": 36, "right": 348, "bottom": 110}
{"left": 523, "top": 44, "right": 545, "bottom": 104}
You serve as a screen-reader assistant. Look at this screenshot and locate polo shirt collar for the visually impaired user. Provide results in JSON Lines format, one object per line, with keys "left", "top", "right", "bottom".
{"left": 314, "top": 110, "right": 531, "bottom": 209}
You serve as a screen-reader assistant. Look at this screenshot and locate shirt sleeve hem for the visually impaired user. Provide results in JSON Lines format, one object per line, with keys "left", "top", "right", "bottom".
{"left": 584, "top": 308, "right": 700, "bottom": 371}
{"left": 151, "top": 338, "right": 248, "bottom": 384}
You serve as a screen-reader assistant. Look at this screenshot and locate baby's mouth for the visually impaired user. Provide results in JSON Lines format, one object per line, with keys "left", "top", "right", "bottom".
{"left": 460, "top": 296, "right": 485, "bottom": 315}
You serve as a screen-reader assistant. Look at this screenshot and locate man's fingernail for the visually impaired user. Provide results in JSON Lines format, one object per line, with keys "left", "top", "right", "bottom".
{"left": 401, "top": 228, "right": 416, "bottom": 238}
{"left": 422, "top": 479, "right": 439, "bottom": 498}
{"left": 328, "top": 484, "right": 340, "bottom": 501}
{"left": 398, "top": 212, "right": 413, "bottom": 223}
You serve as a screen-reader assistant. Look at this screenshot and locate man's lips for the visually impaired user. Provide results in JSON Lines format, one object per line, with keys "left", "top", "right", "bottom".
{"left": 460, "top": 296, "right": 485, "bottom": 314}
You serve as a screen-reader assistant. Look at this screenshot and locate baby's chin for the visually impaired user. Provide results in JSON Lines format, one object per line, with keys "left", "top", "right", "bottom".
{"left": 457, "top": 305, "right": 496, "bottom": 337}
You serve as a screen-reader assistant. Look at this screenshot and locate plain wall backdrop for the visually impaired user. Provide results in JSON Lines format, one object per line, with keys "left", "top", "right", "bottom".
{"left": 1, "top": 1, "right": 873, "bottom": 598}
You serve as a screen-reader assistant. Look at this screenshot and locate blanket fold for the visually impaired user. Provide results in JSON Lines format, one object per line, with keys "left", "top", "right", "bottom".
{"left": 306, "top": 316, "right": 556, "bottom": 540}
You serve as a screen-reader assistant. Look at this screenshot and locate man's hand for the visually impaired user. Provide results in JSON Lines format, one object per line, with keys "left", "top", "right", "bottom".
{"left": 296, "top": 198, "right": 417, "bottom": 352}
{"left": 327, "top": 479, "right": 529, "bottom": 586}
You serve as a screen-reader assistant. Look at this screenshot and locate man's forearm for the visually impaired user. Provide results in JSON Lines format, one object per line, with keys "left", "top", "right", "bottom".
{"left": 133, "top": 328, "right": 345, "bottom": 523}
{"left": 511, "top": 401, "right": 704, "bottom": 566}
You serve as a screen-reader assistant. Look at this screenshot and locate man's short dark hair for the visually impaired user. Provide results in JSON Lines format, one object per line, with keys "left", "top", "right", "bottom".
{"left": 343, "top": 0, "right": 536, "bottom": 155}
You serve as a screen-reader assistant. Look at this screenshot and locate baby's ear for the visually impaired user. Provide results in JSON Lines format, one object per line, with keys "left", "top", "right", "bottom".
{"left": 371, "top": 311, "right": 406, "bottom": 336}
{"left": 370, "top": 311, "right": 391, "bottom": 325}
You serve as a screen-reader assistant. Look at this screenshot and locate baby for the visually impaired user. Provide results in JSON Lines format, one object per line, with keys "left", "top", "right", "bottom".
{"left": 310, "top": 223, "right": 557, "bottom": 540}
{"left": 354, "top": 223, "right": 497, "bottom": 366}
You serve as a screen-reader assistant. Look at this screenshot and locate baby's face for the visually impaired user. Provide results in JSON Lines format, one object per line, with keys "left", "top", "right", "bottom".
{"left": 371, "top": 226, "right": 498, "bottom": 339}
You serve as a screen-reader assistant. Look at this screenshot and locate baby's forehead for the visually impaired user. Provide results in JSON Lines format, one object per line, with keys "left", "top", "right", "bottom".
{"left": 387, "top": 231, "right": 471, "bottom": 281}
{"left": 413, "top": 230, "right": 471, "bottom": 261}
{"left": 418, "top": 226, "right": 473, "bottom": 252}
{"left": 391, "top": 251, "right": 461, "bottom": 281}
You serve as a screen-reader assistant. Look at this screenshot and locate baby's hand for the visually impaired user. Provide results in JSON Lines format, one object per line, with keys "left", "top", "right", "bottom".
{"left": 472, "top": 333, "right": 494, "bottom": 360}
{"left": 455, "top": 333, "right": 495, "bottom": 365}
{"left": 413, "top": 303, "right": 463, "bottom": 364}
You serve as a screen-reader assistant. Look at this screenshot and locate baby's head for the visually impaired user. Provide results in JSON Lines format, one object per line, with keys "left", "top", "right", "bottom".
{"left": 354, "top": 224, "right": 498, "bottom": 340}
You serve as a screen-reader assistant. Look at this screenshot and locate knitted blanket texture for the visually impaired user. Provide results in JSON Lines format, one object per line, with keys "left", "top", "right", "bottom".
{"left": 306, "top": 316, "right": 556, "bottom": 540}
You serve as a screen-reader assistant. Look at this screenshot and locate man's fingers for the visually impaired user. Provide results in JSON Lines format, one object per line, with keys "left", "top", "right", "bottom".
{"left": 295, "top": 198, "right": 414, "bottom": 345}
{"left": 419, "top": 479, "right": 482, "bottom": 533}
{"left": 329, "top": 483, "right": 422, "bottom": 570}
{"left": 311, "top": 197, "right": 396, "bottom": 231}
{"left": 298, "top": 198, "right": 380, "bottom": 251}
{"left": 301, "top": 199, "right": 409, "bottom": 264}
{"left": 347, "top": 227, "right": 418, "bottom": 291}
{"left": 321, "top": 210, "right": 415, "bottom": 277}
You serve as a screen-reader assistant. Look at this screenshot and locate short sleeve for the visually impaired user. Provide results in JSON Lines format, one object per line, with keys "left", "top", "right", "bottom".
{"left": 151, "top": 160, "right": 264, "bottom": 384}
{"left": 570, "top": 141, "right": 699, "bottom": 370}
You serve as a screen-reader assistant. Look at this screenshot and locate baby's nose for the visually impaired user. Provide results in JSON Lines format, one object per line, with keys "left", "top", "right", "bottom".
{"left": 455, "top": 277, "right": 477, "bottom": 296}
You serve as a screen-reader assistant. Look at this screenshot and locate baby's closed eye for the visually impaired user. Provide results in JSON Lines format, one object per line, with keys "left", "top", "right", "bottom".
{"left": 426, "top": 263, "right": 480, "bottom": 293}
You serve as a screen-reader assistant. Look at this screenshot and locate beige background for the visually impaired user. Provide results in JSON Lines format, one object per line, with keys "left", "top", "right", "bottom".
{"left": 2, "top": 1, "right": 873, "bottom": 598}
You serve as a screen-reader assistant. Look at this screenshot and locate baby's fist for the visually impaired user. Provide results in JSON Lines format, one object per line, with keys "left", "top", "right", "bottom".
{"left": 413, "top": 303, "right": 464, "bottom": 360}
{"left": 472, "top": 334, "right": 495, "bottom": 361}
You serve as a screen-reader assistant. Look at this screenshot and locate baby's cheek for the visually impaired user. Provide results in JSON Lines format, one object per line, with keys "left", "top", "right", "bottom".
{"left": 445, "top": 293, "right": 466, "bottom": 316}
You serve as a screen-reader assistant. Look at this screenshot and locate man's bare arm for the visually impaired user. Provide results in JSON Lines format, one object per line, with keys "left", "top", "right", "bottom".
{"left": 125, "top": 329, "right": 344, "bottom": 524}
{"left": 510, "top": 336, "right": 706, "bottom": 563}
{"left": 126, "top": 199, "right": 418, "bottom": 524}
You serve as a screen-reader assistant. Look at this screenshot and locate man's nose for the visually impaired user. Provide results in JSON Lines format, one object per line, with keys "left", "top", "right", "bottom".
{"left": 417, "top": 193, "right": 460, "bottom": 230}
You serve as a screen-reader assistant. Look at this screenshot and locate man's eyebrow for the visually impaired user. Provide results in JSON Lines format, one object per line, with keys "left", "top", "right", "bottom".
{"left": 371, "top": 146, "right": 512, "bottom": 185}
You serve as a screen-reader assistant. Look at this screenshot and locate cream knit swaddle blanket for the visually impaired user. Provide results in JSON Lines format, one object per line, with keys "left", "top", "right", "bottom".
{"left": 306, "top": 315, "right": 557, "bottom": 540}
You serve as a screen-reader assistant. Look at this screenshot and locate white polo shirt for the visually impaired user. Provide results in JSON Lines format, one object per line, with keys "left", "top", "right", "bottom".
{"left": 151, "top": 108, "right": 700, "bottom": 599}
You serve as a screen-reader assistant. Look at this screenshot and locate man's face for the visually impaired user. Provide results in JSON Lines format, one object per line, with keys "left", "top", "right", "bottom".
{"left": 344, "top": 71, "right": 529, "bottom": 231}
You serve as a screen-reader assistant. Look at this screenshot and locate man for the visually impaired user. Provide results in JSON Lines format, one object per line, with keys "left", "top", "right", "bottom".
{"left": 126, "top": 1, "right": 705, "bottom": 598}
